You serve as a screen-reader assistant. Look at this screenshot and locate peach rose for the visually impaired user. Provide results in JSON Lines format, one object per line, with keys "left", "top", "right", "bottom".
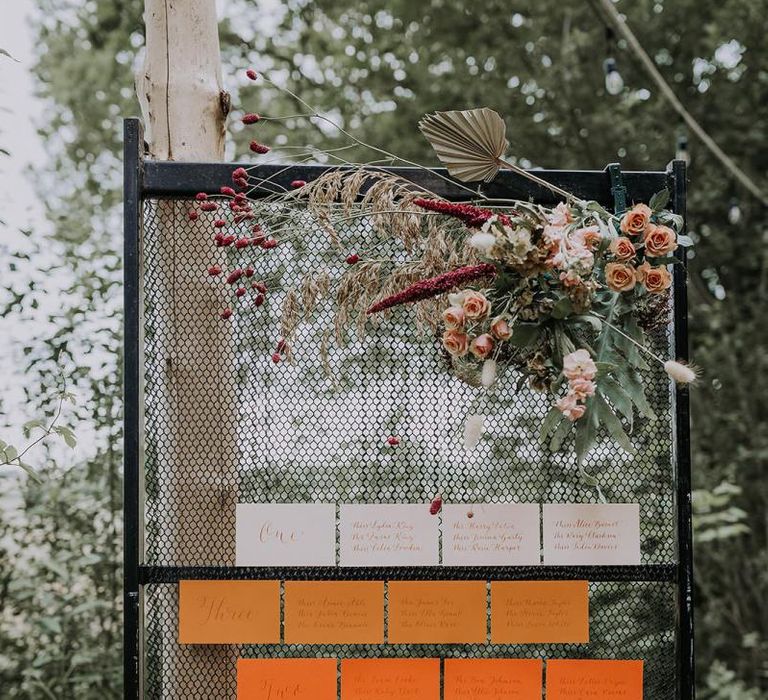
{"left": 605, "top": 262, "right": 637, "bottom": 292}
{"left": 462, "top": 290, "right": 491, "bottom": 320}
{"left": 609, "top": 236, "right": 636, "bottom": 261}
{"left": 442, "top": 329, "right": 469, "bottom": 357}
{"left": 469, "top": 333, "right": 495, "bottom": 360}
{"left": 638, "top": 263, "right": 672, "bottom": 294}
{"left": 619, "top": 203, "right": 652, "bottom": 236}
{"left": 563, "top": 349, "right": 597, "bottom": 381}
{"left": 555, "top": 394, "right": 587, "bottom": 422}
{"left": 490, "top": 316, "right": 512, "bottom": 340}
{"left": 643, "top": 224, "right": 678, "bottom": 257}
{"left": 569, "top": 377, "right": 596, "bottom": 399}
{"left": 442, "top": 305, "right": 465, "bottom": 329}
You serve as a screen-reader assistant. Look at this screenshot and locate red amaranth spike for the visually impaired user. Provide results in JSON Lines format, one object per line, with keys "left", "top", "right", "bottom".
{"left": 226, "top": 269, "right": 243, "bottom": 284}
{"left": 412, "top": 197, "right": 513, "bottom": 229}
{"left": 220, "top": 186, "right": 236, "bottom": 197}
{"left": 366, "top": 263, "right": 497, "bottom": 315}
{"left": 242, "top": 113, "right": 261, "bottom": 124}
{"left": 207, "top": 264, "right": 222, "bottom": 276}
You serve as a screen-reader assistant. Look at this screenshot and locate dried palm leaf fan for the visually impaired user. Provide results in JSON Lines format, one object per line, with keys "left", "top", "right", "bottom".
{"left": 419, "top": 108, "right": 580, "bottom": 202}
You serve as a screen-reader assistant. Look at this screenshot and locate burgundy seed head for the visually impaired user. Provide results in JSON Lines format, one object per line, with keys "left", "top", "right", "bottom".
{"left": 220, "top": 186, "right": 236, "bottom": 197}
{"left": 254, "top": 281, "right": 267, "bottom": 294}
{"left": 254, "top": 293, "right": 265, "bottom": 307}
{"left": 276, "top": 338, "right": 287, "bottom": 352}
{"left": 242, "top": 113, "right": 261, "bottom": 124}
{"left": 220, "top": 308, "right": 233, "bottom": 320}
{"left": 223, "top": 235, "right": 236, "bottom": 245}
{"left": 207, "top": 264, "right": 222, "bottom": 276}
{"left": 249, "top": 141, "right": 270, "bottom": 155}
{"left": 235, "top": 287, "right": 246, "bottom": 297}
{"left": 188, "top": 210, "right": 199, "bottom": 221}
{"left": 214, "top": 219, "right": 226, "bottom": 228}
{"left": 346, "top": 253, "right": 360, "bottom": 265}
{"left": 429, "top": 495, "right": 443, "bottom": 515}
{"left": 234, "top": 238, "right": 250, "bottom": 249}
{"left": 261, "top": 239, "right": 278, "bottom": 249}
{"left": 387, "top": 436, "right": 401, "bottom": 446}
{"left": 226, "top": 269, "right": 243, "bottom": 284}
{"left": 195, "top": 192, "right": 208, "bottom": 201}
{"left": 200, "top": 202, "right": 218, "bottom": 212}
{"left": 246, "top": 69, "right": 258, "bottom": 81}
{"left": 232, "top": 167, "right": 248, "bottom": 180}
{"left": 234, "top": 177, "right": 249, "bottom": 190}
{"left": 214, "top": 234, "right": 225, "bottom": 247}
{"left": 245, "top": 266, "right": 255, "bottom": 278}
{"left": 251, "top": 235, "right": 266, "bottom": 246}
{"left": 271, "top": 352, "right": 281, "bottom": 363}
{"left": 291, "top": 179, "right": 307, "bottom": 189}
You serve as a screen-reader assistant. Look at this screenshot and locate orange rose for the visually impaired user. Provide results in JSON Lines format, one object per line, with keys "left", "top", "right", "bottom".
{"left": 605, "top": 262, "right": 637, "bottom": 292}
{"left": 643, "top": 224, "right": 678, "bottom": 257}
{"left": 442, "top": 329, "right": 469, "bottom": 356}
{"left": 490, "top": 316, "right": 512, "bottom": 340}
{"left": 469, "top": 333, "right": 495, "bottom": 359}
{"left": 609, "top": 236, "right": 636, "bottom": 261}
{"left": 442, "top": 305, "right": 465, "bottom": 329}
{"left": 637, "top": 262, "right": 672, "bottom": 293}
{"left": 619, "top": 203, "right": 652, "bottom": 236}
{"left": 462, "top": 290, "right": 491, "bottom": 320}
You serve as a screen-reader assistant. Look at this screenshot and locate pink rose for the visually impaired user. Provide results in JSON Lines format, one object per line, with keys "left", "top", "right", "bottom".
{"left": 643, "top": 224, "right": 678, "bottom": 257}
{"left": 569, "top": 377, "right": 596, "bottom": 399}
{"left": 462, "top": 290, "right": 491, "bottom": 320}
{"left": 619, "top": 203, "right": 652, "bottom": 236}
{"left": 563, "top": 349, "right": 597, "bottom": 381}
{"left": 605, "top": 262, "right": 637, "bottom": 292}
{"left": 442, "top": 305, "right": 465, "bottom": 329}
{"left": 469, "top": 333, "right": 495, "bottom": 359}
{"left": 442, "top": 329, "right": 469, "bottom": 357}
{"left": 609, "top": 236, "right": 636, "bottom": 261}
{"left": 490, "top": 316, "right": 512, "bottom": 340}
{"left": 555, "top": 393, "right": 587, "bottom": 422}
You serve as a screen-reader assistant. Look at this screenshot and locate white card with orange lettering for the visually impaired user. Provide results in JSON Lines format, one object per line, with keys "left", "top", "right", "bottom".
{"left": 236, "top": 503, "right": 336, "bottom": 566}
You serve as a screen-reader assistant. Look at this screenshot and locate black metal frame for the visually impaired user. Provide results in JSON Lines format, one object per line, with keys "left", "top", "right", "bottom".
{"left": 123, "top": 117, "right": 694, "bottom": 698}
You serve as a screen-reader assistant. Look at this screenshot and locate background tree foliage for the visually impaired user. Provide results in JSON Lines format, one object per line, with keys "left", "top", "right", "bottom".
{"left": 0, "top": 0, "right": 764, "bottom": 696}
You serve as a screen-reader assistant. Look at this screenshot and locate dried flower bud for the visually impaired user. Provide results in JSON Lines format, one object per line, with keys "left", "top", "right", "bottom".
{"left": 226, "top": 269, "right": 243, "bottom": 284}
{"left": 429, "top": 495, "right": 443, "bottom": 515}
{"left": 261, "top": 239, "right": 278, "bottom": 249}
{"left": 271, "top": 352, "right": 281, "bottom": 363}
{"left": 220, "top": 308, "right": 233, "bottom": 320}
{"left": 220, "top": 186, "right": 236, "bottom": 197}
{"left": 195, "top": 192, "right": 208, "bottom": 201}
{"left": 276, "top": 338, "right": 287, "bottom": 352}
{"left": 235, "top": 287, "right": 246, "bottom": 298}
{"left": 214, "top": 234, "right": 225, "bottom": 247}
{"left": 242, "top": 113, "right": 261, "bottom": 124}
{"left": 200, "top": 202, "right": 218, "bottom": 212}
{"left": 223, "top": 235, "right": 236, "bottom": 246}
{"left": 664, "top": 360, "right": 699, "bottom": 385}
{"left": 386, "top": 436, "right": 400, "bottom": 446}
{"left": 254, "top": 293, "right": 265, "bottom": 307}
{"left": 214, "top": 219, "right": 226, "bottom": 228}
{"left": 291, "top": 179, "right": 307, "bottom": 189}
{"left": 254, "top": 281, "right": 267, "bottom": 294}
{"left": 234, "top": 238, "right": 250, "bottom": 249}
{"left": 246, "top": 68, "right": 258, "bottom": 81}
{"left": 466, "top": 510, "right": 474, "bottom": 519}
{"left": 207, "top": 264, "right": 222, "bottom": 276}
{"left": 249, "top": 141, "right": 270, "bottom": 155}
{"left": 234, "top": 177, "right": 249, "bottom": 189}
{"left": 188, "top": 210, "right": 199, "bottom": 221}
{"left": 252, "top": 235, "right": 266, "bottom": 246}
{"left": 346, "top": 253, "right": 360, "bottom": 265}
{"left": 232, "top": 167, "right": 248, "bottom": 181}
{"left": 244, "top": 266, "right": 255, "bottom": 278}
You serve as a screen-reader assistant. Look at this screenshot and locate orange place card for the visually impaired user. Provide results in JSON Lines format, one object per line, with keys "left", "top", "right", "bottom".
{"left": 388, "top": 580, "right": 487, "bottom": 644}
{"left": 491, "top": 581, "right": 589, "bottom": 644}
{"left": 178, "top": 580, "right": 280, "bottom": 644}
{"left": 284, "top": 580, "right": 385, "bottom": 644}
{"left": 237, "top": 658, "right": 337, "bottom": 700}
{"left": 445, "top": 659, "right": 543, "bottom": 700}
{"left": 546, "top": 659, "right": 643, "bottom": 700}
{"left": 341, "top": 658, "right": 440, "bottom": 700}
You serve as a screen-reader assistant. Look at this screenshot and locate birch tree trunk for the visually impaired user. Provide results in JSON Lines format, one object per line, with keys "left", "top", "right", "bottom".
{"left": 137, "top": 2, "right": 237, "bottom": 697}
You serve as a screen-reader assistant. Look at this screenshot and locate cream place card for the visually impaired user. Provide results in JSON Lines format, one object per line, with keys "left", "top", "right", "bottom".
{"left": 339, "top": 504, "right": 439, "bottom": 567}
{"left": 235, "top": 503, "right": 336, "bottom": 566}
{"left": 543, "top": 503, "right": 641, "bottom": 565}
{"left": 442, "top": 503, "right": 540, "bottom": 566}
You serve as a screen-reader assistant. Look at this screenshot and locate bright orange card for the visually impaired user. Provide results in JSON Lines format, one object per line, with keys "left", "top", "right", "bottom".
{"left": 341, "top": 658, "right": 440, "bottom": 700}
{"left": 178, "top": 580, "right": 280, "bottom": 644}
{"left": 445, "top": 659, "right": 543, "bottom": 700}
{"left": 491, "top": 581, "right": 589, "bottom": 644}
{"left": 284, "top": 580, "right": 384, "bottom": 644}
{"left": 237, "top": 658, "right": 337, "bottom": 700}
{"left": 388, "top": 580, "right": 487, "bottom": 644}
{"left": 546, "top": 660, "right": 643, "bottom": 700}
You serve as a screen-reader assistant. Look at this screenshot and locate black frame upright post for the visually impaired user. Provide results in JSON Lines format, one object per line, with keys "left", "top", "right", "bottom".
{"left": 122, "top": 116, "right": 694, "bottom": 699}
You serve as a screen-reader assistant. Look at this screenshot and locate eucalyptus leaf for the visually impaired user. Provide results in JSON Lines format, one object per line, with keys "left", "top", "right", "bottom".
{"left": 649, "top": 188, "right": 670, "bottom": 211}
{"left": 677, "top": 234, "right": 694, "bottom": 247}
{"left": 595, "top": 393, "right": 636, "bottom": 454}
{"left": 508, "top": 323, "right": 541, "bottom": 347}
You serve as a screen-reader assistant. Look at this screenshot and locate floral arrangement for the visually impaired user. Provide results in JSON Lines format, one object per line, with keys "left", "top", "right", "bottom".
{"left": 193, "top": 70, "right": 696, "bottom": 473}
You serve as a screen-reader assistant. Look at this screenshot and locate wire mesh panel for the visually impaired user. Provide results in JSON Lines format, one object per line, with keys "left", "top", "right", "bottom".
{"left": 124, "top": 118, "right": 691, "bottom": 700}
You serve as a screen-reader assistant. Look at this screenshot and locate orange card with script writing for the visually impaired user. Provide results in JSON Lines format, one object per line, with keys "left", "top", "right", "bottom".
{"left": 341, "top": 658, "right": 440, "bottom": 700}
{"left": 237, "top": 658, "right": 337, "bottom": 700}
{"left": 546, "top": 660, "right": 643, "bottom": 700}
{"left": 285, "top": 580, "right": 384, "bottom": 644}
{"left": 445, "top": 659, "right": 543, "bottom": 700}
{"left": 178, "top": 580, "right": 280, "bottom": 644}
{"left": 491, "top": 580, "right": 589, "bottom": 644}
{"left": 388, "top": 580, "right": 487, "bottom": 643}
